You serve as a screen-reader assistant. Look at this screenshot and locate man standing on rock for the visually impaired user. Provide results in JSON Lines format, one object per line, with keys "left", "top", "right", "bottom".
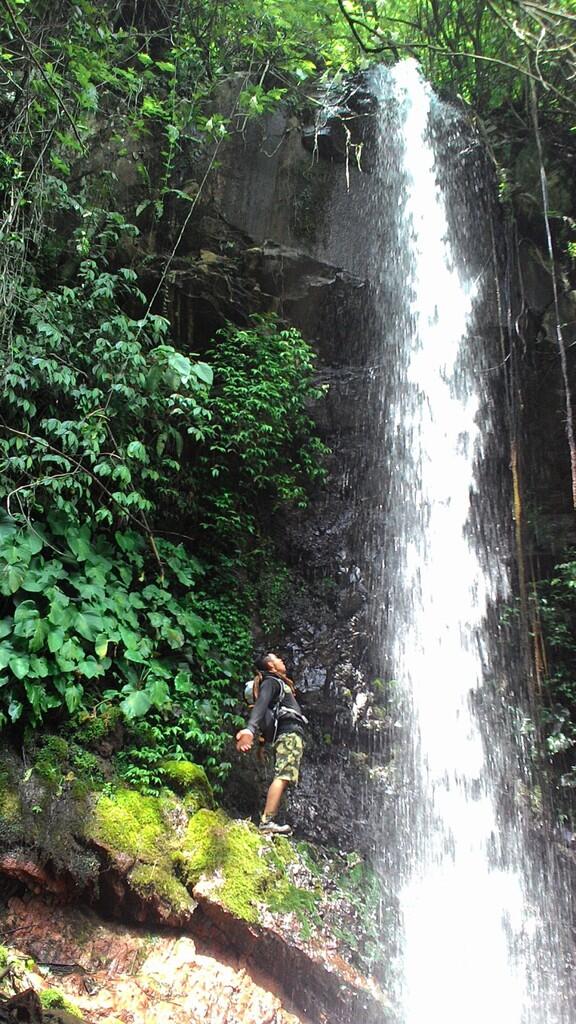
{"left": 236, "top": 653, "right": 307, "bottom": 835}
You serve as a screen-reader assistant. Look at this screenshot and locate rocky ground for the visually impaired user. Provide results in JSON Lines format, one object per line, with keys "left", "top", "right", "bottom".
{"left": 0, "top": 896, "right": 308, "bottom": 1024}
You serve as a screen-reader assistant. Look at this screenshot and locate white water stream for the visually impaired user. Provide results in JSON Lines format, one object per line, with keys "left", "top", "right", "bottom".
{"left": 373, "top": 61, "right": 571, "bottom": 1024}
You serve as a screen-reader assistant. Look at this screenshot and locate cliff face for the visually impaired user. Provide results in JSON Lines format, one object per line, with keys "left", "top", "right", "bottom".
{"left": 0, "top": 76, "right": 396, "bottom": 1024}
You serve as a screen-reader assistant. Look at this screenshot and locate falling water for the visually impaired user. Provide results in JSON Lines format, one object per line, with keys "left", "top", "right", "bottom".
{"left": 362, "top": 62, "right": 573, "bottom": 1023}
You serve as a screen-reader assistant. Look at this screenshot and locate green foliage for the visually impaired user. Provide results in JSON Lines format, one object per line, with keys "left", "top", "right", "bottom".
{"left": 537, "top": 557, "right": 576, "bottom": 779}
{"left": 200, "top": 316, "right": 329, "bottom": 537}
{"left": 0, "top": 211, "right": 212, "bottom": 528}
{"left": 0, "top": 0, "right": 332, "bottom": 788}
{"left": 0, "top": 516, "right": 215, "bottom": 727}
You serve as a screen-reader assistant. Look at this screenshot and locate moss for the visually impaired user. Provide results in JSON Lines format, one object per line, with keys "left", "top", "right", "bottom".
{"left": 173, "top": 809, "right": 298, "bottom": 923}
{"left": 34, "top": 736, "right": 69, "bottom": 785}
{"left": 0, "top": 771, "right": 19, "bottom": 821}
{"left": 0, "top": 946, "right": 8, "bottom": 968}
{"left": 160, "top": 761, "right": 214, "bottom": 809}
{"left": 88, "top": 787, "right": 170, "bottom": 861}
{"left": 70, "top": 707, "right": 123, "bottom": 746}
{"left": 130, "top": 862, "right": 194, "bottom": 915}
{"left": 40, "top": 989, "right": 82, "bottom": 1018}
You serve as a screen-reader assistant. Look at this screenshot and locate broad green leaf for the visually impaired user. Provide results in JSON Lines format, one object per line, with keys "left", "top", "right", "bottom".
{"left": 95, "top": 635, "right": 109, "bottom": 659}
{"left": 147, "top": 678, "right": 170, "bottom": 707}
{"left": 0, "top": 619, "right": 12, "bottom": 639}
{"left": 9, "top": 654, "right": 30, "bottom": 680}
{"left": 77, "top": 658, "right": 104, "bottom": 679}
{"left": 66, "top": 526, "right": 92, "bottom": 561}
{"left": 8, "top": 700, "right": 23, "bottom": 723}
{"left": 6, "top": 566, "right": 25, "bottom": 594}
{"left": 30, "top": 657, "right": 49, "bottom": 678}
{"left": 0, "top": 646, "right": 14, "bottom": 670}
{"left": 56, "top": 657, "right": 77, "bottom": 672}
{"left": 0, "top": 515, "right": 18, "bottom": 542}
{"left": 29, "top": 619, "right": 47, "bottom": 653}
{"left": 48, "top": 599, "right": 72, "bottom": 628}
{"left": 124, "top": 648, "right": 148, "bottom": 664}
{"left": 14, "top": 600, "right": 39, "bottom": 623}
{"left": 47, "top": 628, "right": 65, "bottom": 653}
{"left": 120, "top": 690, "right": 152, "bottom": 719}
{"left": 192, "top": 361, "right": 213, "bottom": 386}
{"left": 25, "top": 530, "right": 44, "bottom": 555}
{"left": 24, "top": 681, "right": 45, "bottom": 715}
{"left": 60, "top": 638, "right": 83, "bottom": 662}
{"left": 126, "top": 441, "right": 147, "bottom": 461}
{"left": 165, "top": 627, "right": 184, "bottom": 649}
{"left": 75, "top": 611, "right": 103, "bottom": 642}
{"left": 65, "top": 685, "right": 84, "bottom": 713}
{"left": 174, "top": 670, "right": 192, "bottom": 694}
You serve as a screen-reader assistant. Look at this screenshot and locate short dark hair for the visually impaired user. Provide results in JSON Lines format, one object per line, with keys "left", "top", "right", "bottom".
{"left": 254, "top": 653, "right": 274, "bottom": 673}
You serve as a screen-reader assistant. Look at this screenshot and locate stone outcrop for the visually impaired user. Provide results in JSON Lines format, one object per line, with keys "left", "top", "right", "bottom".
{"left": 0, "top": 754, "right": 391, "bottom": 1024}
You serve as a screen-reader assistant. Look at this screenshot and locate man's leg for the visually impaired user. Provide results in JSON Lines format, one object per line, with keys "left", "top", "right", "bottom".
{"left": 262, "top": 777, "right": 289, "bottom": 819}
{"left": 259, "top": 733, "right": 304, "bottom": 834}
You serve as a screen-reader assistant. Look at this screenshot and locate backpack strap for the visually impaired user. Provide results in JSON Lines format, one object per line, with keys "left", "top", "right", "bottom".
{"left": 270, "top": 679, "right": 308, "bottom": 742}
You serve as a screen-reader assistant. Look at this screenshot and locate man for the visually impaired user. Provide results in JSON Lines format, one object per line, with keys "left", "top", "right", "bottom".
{"left": 236, "top": 652, "right": 307, "bottom": 835}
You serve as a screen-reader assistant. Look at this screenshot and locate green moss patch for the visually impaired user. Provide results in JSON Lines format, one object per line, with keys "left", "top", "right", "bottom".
{"left": 34, "top": 736, "right": 69, "bottom": 786}
{"left": 70, "top": 707, "right": 123, "bottom": 747}
{"left": 40, "top": 988, "right": 83, "bottom": 1018}
{"left": 0, "top": 771, "right": 20, "bottom": 822}
{"left": 174, "top": 809, "right": 300, "bottom": 923}
{"left": 160, "top": 760, "right": 215, "bottom": 816}
{"left": 88, "top": 787, "right": 170, "bottom": 861}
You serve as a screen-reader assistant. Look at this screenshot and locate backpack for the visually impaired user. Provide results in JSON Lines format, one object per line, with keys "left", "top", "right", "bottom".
{"left": 269, "top": 678, "right": 308, "bottom": 742}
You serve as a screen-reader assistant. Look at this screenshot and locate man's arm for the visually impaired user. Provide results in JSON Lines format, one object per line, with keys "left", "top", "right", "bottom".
{"left": 236, "top": 677, "right": 278, "bottom": 752}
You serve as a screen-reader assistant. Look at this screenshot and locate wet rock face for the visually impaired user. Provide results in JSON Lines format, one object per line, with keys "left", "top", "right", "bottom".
{"left": 301, "top": 78, "right": 378, "bottom": 164}
{"left": 205, "top": 80, "right": 398, "bottom": 853}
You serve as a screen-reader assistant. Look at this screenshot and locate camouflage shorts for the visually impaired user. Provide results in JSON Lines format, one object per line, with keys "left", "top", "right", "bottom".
{"left": 273, "top": 732, "right": 304, "bottom": 784}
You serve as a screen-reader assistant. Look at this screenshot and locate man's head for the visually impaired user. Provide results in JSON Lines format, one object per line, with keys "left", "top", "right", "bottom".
{"left": 255, "top": 652, "right": 286, "bottom": 675}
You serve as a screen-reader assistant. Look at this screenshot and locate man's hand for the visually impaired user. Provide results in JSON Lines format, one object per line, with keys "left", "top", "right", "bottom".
{"left": 236, "top": 728, "right": 254, "bottom": 753}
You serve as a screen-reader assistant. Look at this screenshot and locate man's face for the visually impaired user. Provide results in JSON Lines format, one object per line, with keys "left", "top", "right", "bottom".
{"left": 267, "top": 653, "right": 286, "bottom": 674}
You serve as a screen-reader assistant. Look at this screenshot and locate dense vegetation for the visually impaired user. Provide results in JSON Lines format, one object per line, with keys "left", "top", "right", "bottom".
{"left": 0, "top": 0, "right": 575, "bottom": 794}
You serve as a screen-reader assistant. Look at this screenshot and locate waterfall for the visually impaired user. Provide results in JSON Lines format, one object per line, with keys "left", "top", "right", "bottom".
{"left": 363, "top": 61, "right": 573, "bottom": 1023}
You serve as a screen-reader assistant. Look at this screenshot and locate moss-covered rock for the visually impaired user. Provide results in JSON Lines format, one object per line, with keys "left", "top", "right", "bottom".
{"left": 173, "top": 808, "right": 300, "bottom": 923}
{"left": 160, "top": 760, "right": 215, "bottom": 815}
{"left": 86, "top": 786, "right": 196, "bottom": 921}
{"left": 87, "top": 787, "right": 170, "bottom": 862}
{"left": 33, "top": 737, "right": 69, "bottom": 786}
{"left": 0, "top": 771, "right": 20, "bottom": 823}
{"left": 69, "top": 707, "right": 124, "bottom": 750}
